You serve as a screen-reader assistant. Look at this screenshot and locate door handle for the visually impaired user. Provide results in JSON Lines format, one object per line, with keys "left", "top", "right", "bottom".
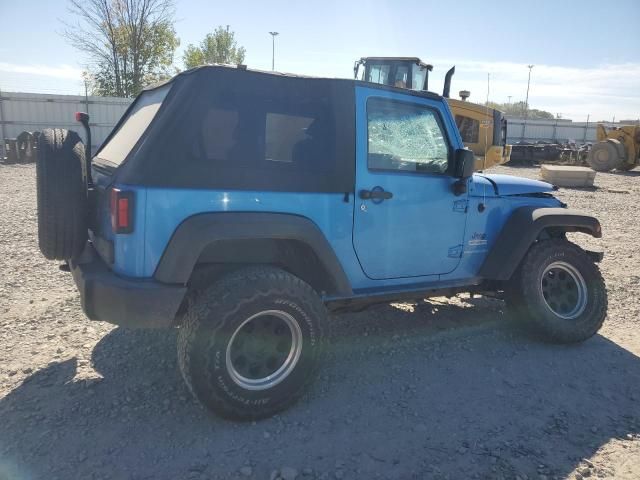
{"left": 359, "top": 188, "right": 393, "bottom": 200}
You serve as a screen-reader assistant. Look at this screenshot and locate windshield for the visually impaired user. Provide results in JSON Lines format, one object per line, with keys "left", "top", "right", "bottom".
{"left": 366, "top": 64, "right": 391, "bottom": 85}
{"left": 411, "top": 65, "right": 427, "bottom": 90}
{"left": 96, "top": 84, "right": 170, "bottom": 166}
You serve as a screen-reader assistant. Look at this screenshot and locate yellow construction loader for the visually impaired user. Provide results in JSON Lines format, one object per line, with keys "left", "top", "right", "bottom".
{"left": 354, "top": 57, "right": 511, "bottom": 170}
{"left": 448, "top": 95, "right": 512, "bottom": 170}
{"left": 587, "top": 124, "right": 640, "bottom": 172}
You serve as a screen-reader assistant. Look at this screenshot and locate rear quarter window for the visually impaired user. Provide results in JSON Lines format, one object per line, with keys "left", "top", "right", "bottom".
{"left": 189, "top": 84, "right": 338, "bottom": 177}
{"left": 265, "top": 113, "right": 314, "bottom": 163}
{"left": 96, "top": 85, "right": 170, "bottom": 166}
{"left": 201, "top": 108, "right": 240, "bottom": 161}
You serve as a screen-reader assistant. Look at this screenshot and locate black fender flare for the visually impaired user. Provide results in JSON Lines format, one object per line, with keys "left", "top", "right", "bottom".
{"left": 153, "top": 212, "right": 352, "bottom": 296}
{"left": 479, "top": 207, "right": 601, "bottom": 281}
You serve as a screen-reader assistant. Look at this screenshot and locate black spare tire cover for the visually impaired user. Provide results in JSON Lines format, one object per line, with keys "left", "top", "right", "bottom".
{"left": 36, "top": 129, "right": 88, "bottom": 260}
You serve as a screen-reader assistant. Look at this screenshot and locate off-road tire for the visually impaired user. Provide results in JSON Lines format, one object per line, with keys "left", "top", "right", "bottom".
{"left": 505, "top": 239, "right": 606, "bottom": 343}
{"left": 586, "top": 141, "right": 623, "bottom": 172}
{"left": 177, "top": 266, "right": 327, "bottom": 420}
{"left": 36, "top": 129, "right": 88, "bottom": 260}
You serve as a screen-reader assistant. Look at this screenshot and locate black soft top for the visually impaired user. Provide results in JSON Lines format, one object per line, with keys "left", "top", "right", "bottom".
{"left": 140, "top": 64, "right": 443, "bottom": 99}
{"left": 102, "top": 65, "right": 442, "bottom": 193}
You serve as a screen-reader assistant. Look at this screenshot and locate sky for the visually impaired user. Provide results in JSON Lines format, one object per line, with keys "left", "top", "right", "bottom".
{"left": 1, "top": 0, "right": 639, "bottom": 121}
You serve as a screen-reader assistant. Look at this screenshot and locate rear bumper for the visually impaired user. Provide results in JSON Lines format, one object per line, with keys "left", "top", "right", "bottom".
{"left": 69, "top": 243, "right": 186, "bottom": 328}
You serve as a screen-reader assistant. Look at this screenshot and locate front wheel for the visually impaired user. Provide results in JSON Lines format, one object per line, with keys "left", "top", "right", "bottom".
{"left": 586, "top": 141, "right": 623, "bottom": 172}
{"left": 505, "top": 239, "right": 607, "bottom": 343}
{"left": 177, "top": 266, "right": 326, "bottom": 420}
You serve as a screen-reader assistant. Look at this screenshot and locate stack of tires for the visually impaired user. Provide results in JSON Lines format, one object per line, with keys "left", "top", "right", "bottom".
{"left": 36, "top": 129, "right": 89, "bottom": 260}
{"left": 16, "top": 131, "right": 34, "bottom": 163}
{"left": 3, "top": 139, "right": 18, "bottom": 164}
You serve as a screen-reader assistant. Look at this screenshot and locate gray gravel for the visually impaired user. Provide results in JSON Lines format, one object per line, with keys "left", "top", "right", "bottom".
{"left": 1, "top": 163, "right": 639, "bottom": 480}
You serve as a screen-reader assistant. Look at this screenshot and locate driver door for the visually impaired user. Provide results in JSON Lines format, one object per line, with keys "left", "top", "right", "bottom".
{"left": 352, "top": 89, "right": 468, "bottom": 280}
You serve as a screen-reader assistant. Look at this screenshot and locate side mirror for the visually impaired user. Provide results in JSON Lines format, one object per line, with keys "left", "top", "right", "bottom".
{"left": 454, "top": 148, "right": 475, "bottom": 179}
{"left": 452, "top": 148, "right": 475, "bottom": 196}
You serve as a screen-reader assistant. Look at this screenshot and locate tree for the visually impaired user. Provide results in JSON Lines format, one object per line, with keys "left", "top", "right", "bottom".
{"left": 63, "top": 0, "right": 179, "bottom": 97}
{"left": 486, "top": 101, "right": 555, "bottom": 120}
{"left": 183, "top": 25, "right": 246, "bottom": 69}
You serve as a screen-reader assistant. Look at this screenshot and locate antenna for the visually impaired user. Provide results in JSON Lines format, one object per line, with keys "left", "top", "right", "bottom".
{"left": 483, "top": 73, "right": 490, "bottom": 170}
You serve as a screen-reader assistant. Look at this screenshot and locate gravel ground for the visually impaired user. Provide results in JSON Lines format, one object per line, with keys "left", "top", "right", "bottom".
{"left": 0, "top": 163, "right": 639, "bottom": 480}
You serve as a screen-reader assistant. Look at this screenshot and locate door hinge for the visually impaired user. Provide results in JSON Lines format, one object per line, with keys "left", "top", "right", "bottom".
{"left": 448, "top": 245, "right": 463, "bottom": 258}
{"left": 453, "top": 199, "right": 468, "bottom": 213}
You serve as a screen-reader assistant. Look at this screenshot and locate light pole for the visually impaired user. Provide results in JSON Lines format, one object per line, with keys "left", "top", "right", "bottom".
{"left": 524, "top": 64, "right": 534, "bottom": 116}
{"left": 521, "top": 64, "right": 534, "bottom": 140}
{"left": 269, "top": 31, "right": 279, "bottom": 71}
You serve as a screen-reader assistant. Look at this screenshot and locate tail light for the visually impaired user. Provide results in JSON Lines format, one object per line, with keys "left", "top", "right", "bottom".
{"left": 110, "top": 188, "right": 134, "bottom": 234}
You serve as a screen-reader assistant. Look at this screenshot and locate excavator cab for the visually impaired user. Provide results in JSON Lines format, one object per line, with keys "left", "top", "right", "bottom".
{"left": 354, "top": 57, "right": 433, "bottom": 91}
{"left": 354, "top": 56, "right": 511, "bottom": 170}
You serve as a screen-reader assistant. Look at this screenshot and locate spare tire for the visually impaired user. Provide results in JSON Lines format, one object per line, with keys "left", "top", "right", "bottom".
{"left": 36, "top": 129, "right": 88, "bottom": 260}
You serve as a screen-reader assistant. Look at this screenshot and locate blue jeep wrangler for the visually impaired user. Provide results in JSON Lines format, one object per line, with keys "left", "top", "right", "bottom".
{"left": 35, "top": 65, "right": 606, "bottom": 420}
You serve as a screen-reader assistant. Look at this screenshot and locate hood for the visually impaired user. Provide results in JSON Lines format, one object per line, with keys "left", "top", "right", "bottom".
{"left": 474, "top": 173, "right": 555, "bottom": 196}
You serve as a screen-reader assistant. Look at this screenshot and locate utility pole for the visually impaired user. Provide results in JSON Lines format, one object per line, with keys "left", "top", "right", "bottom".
{"left": 583, "top": 114, "right": 589, "bottom": 143}
{"left": 507, "top": 95, "right": 512, "bottom": 104}
{"left": 0, "top": 86, "right": 6, "bottom": 159}
{"left": 552, "top": 113, "right": 559, "bottom": 141}
{"left": 269, "top": 31, "right": 279, "bottom": 71}
{"left": 483, "top": 73, "right": 490, "bottom": 170}
{"left": 486, "top": 73, "right": 490, "bottom": 103}
{"left": 524, "top": 65, "right": 534, "bottom": 114}
{"left": 521, "top": 64, "right": 534, "bottom": 140}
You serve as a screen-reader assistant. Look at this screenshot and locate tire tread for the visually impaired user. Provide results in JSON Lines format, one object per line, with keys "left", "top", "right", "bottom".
{"left": 36, "top": 128, "right": 88, "bottom": 260}
{"left": 506, "top": 239, "right": 607, "bottom": 343}
{"left": 177, "top": 266, "right": 326, "bottom": 420}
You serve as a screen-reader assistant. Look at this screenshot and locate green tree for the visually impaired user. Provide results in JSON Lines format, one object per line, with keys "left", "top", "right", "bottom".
{"left": 486, "top": 101, "right": 555, "bottom": 120}
{"left": 183, "top": 25, "right": 246, "bottom": 69}
{"left": 63, "top": 0, "right": 180, "bottom": 97}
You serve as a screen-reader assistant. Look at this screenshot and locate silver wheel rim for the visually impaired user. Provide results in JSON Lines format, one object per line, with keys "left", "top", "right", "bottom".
{"left": 540, "top": 261, "right": 588, "bottom": 320}
{"left": 226, "top": 310, "right": 303, "bottom": 391}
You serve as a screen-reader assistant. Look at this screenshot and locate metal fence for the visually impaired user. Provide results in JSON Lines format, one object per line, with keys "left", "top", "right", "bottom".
{"left": 0, "top": 90, "right": 626, "bottom": 159}
{"left": 0, "top": 91, "right": 132, "bottom": 157}
{"left": 506, "top": 117, "right": 599, "bottom": 144}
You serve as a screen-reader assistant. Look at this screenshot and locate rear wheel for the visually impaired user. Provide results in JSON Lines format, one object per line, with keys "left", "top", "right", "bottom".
{"left": 177, "top": 266, "right": 326, "bottom": 420}
{"left": 505, "top": 239, "right": 607, "bottom": 343}
{"left": 36, "top": 129, "right": 88, "bottom": 260}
